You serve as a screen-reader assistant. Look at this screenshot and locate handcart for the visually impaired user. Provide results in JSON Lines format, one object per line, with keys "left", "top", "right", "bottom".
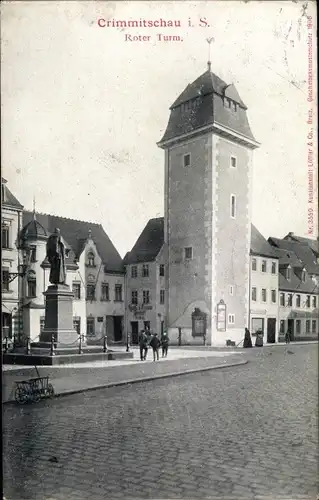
{"left": 14, "top": 366, "right": 55, "bottom": 404}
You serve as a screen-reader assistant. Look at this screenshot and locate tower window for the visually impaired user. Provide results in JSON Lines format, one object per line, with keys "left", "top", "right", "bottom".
{"left": 183, "top": 153, "right": 191, "bottom": 167}
{"left": 230, "top": 195, "right": 236, "bottom": 219}
{"left": 184, "top": 247, "right": 193, "bottom": 260}
{"left": 251, "top": 287, "right": 257, "bottom": 301}
{"left": 30, "top": 246, "right": 37, "bottom": 262}
{"left": 230, "top": 156, "right": 237, "bottom": 168}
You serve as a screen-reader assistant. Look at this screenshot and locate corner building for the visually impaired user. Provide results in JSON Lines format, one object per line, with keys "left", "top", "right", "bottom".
{"left": 158, "top": 64, "right": 259, "bottom": 345}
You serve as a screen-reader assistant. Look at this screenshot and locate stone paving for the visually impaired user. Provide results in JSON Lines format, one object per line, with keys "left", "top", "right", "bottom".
{"left": 3, "top": 344, "right": 318, "bottom": 500}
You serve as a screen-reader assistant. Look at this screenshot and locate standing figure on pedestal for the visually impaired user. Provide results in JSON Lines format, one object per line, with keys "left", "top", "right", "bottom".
{"left": 46, "top": 228, "right": 67, "bottom": 285}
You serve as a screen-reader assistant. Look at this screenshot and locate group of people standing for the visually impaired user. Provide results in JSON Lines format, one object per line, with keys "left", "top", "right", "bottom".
{"left": 243, "top": 327, "right": 263, "bottom": 348}
{"left": 138, "top": 329, "right": 169, "bottom": 361}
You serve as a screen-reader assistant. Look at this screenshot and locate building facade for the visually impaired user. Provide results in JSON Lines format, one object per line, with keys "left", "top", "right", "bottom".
{"left": 157, "top": 63, "right": 259, "bottom": 345}
{"left": 1, "top": 178, "right": 24, "bottom": 342}
{"left": 124, "top": 218, "right": 167, "bottom": 344}
{"left": 268, "top": 234, "right": 319, "bottom": 341}
{"left": 11, "top": 210, "right": 125, "bottom": 344}
{"left": 249, "top": 225, "right": 279, "bottom": 343}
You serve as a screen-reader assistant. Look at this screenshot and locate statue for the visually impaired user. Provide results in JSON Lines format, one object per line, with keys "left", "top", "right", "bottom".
{"left": 46, "top": 228, "right": 67, "bottom": 285}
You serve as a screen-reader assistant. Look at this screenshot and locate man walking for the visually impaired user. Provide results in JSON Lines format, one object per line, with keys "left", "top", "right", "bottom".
{"left": 138, "top": 330, "right": 148, "bottom": 361}
{"left": 150, "top": 332, "right": 161, "bottom": 361}
{"left": 161, "top": 332, "right": 169, "bottom": 357}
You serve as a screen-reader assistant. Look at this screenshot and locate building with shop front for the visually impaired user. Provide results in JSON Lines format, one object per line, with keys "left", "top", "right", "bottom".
{"left": 123, "top": 217, "right": 167, "bottom": 344}
{"left": 1, "top": 178, "right": 24, "bottom": 343}
{"left": 157, "top": 62, "right": 259, "bottom": 345}
{"left": 268, "top": 233, "right": 319, "bottom": 341}
{"left": 14, "top": 210, "right": 124, "bottom": 344}
{"left": 249, "top": 225, "right": 279, "bottom": 343}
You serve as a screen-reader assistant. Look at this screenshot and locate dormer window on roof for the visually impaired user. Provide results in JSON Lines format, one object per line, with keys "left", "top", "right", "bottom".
{"left": 223, "top": 97, "right": 237, "bottom": 111}
{"left": 286, "top": 267, "right": 291, "bottom": 280}
{"left": 301, "top": 269, "right": 306, "bottom": 282}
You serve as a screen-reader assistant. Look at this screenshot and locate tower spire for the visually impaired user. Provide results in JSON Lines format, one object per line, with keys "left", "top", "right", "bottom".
{"left": 32, "top": 196, "right": 36, "bottom": 220}
{"left": 206, "top": 37, "right": 214, "bottom": 71}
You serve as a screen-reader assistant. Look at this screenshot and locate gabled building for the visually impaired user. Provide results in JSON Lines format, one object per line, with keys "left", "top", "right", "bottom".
{"left": 268, "top": 234, "right": 319, "bottom": 340}
{"left": 20, "top": 211, "right": 124, "bottom": 344}
{"left": 157, "top": 62, "right": 259, "bottom": 345}
{"left": 1, "top": 178, "right": 24, "bottom": 342}
{"left": 123, "top": 217, "right": 167, "bottom": 344}
{"left": 250, "top": 225, "right": 279, "bottom": 343}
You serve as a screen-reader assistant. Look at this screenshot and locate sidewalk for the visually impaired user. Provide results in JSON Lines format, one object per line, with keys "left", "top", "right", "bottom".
{"left": 3, "top": 348, "right": 246, "bottom": 403}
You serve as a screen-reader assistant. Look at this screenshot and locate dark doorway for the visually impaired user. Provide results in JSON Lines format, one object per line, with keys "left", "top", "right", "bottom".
{"left": 287, "top": 318, "right": 295, "bottom": 341}
{"left": 113, "top": 316, "right": 123, "bottom": 342}
{"left": 267, "top": 318, "right": 276, "bottom": 343}
{"left": 131, "top": 321, "right": 139, "bottom": 345}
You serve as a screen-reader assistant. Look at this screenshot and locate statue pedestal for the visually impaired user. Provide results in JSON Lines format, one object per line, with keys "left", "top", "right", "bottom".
{"left": 40, "top": 284, "right": 78, "bottom": 346}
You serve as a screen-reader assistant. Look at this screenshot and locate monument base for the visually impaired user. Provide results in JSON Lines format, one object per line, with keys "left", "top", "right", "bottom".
{"left": 40, "top": 284, "right": 78, "bottom": 346}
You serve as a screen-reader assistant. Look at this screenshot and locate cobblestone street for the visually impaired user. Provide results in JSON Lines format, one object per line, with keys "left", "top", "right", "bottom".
{"left": 3, "top": 345, "right": 318, "bottom": 500}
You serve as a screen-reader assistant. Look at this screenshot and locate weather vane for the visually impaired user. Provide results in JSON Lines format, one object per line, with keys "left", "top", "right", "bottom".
{"left": 206, "top": 37, "right": 215, "bottom": 70}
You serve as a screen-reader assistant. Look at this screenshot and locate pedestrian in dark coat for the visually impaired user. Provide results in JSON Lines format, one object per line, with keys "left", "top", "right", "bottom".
{"left": 255, "top": 329, "right": 264, "bottom": 347}
{"left": 150, "top": 333, "right": 161, "bottom": 361}
{"left": 285, "top": 329, "right": 291, "bottom": 344}
{"left": 243, "top": 328, "right": 253, "bottom": 348}
{"left": 138, "top": 330, "right": 148, "bottom": 360}
{"left": 161, "top": 332, "right": 169, "bottom": 357}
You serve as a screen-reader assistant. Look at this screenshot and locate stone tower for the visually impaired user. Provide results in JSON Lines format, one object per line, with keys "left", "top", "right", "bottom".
{"left": 157, "top": 63, "right": 259, "bottom": 346}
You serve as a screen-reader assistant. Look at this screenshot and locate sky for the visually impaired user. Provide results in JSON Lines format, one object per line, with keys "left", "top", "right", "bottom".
{"left": 2, "top": 1, "right": 318, "bottom": 257}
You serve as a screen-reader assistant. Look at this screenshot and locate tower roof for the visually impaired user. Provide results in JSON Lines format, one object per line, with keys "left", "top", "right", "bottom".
{"left": 158, "top": 67, "right": 258, "bottom": 148}
{"left": 21, "top": 216, "right": 47, "bottom": 241}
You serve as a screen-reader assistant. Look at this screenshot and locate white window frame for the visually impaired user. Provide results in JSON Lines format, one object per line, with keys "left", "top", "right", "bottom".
{"left": 160, "top": 289, "right": 165, "bottom": 304}
{"left": 296, "top": 294, "right": 301, "bottom": 308}
{"left": 230, "top": 194, "right": 236, "bottom": 219}
{"left": 251, "top": 287, "right": 257, "bottom": 302}
{"left": 131, "top": 290, "right": 138, "bottom": 305}
{"left": 271, "top": 261, "right": 277, "bottom": 274}
{"left": 261, "top": 260, "right": 267, "bottom": 273}
{"left": 280, "top": 293, "right": 285, "bottom": 306}
{"left": 230, "top": 155, "right": 237, "bottom": 169}
{"left": 252, "top": 258, "right": 257, "bottom": 271}
{"left": 131, "top": 265, "right": 137, "bottom": 278}
{"left": 183, "top": 153, "right": 191, "bottom": 168}
{"left": 261, "top": 288, "right": 267, "bottom": 303}
{"left": 143, "top": 289, "right": 150, "bottom": 304}
{"left": 228, "top": 314, "right": 235, "bottom": 325}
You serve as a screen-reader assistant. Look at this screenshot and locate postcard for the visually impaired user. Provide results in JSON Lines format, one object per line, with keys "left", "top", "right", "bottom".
{"left": 2, "top": 2, "right": 318, "bottom": 500}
